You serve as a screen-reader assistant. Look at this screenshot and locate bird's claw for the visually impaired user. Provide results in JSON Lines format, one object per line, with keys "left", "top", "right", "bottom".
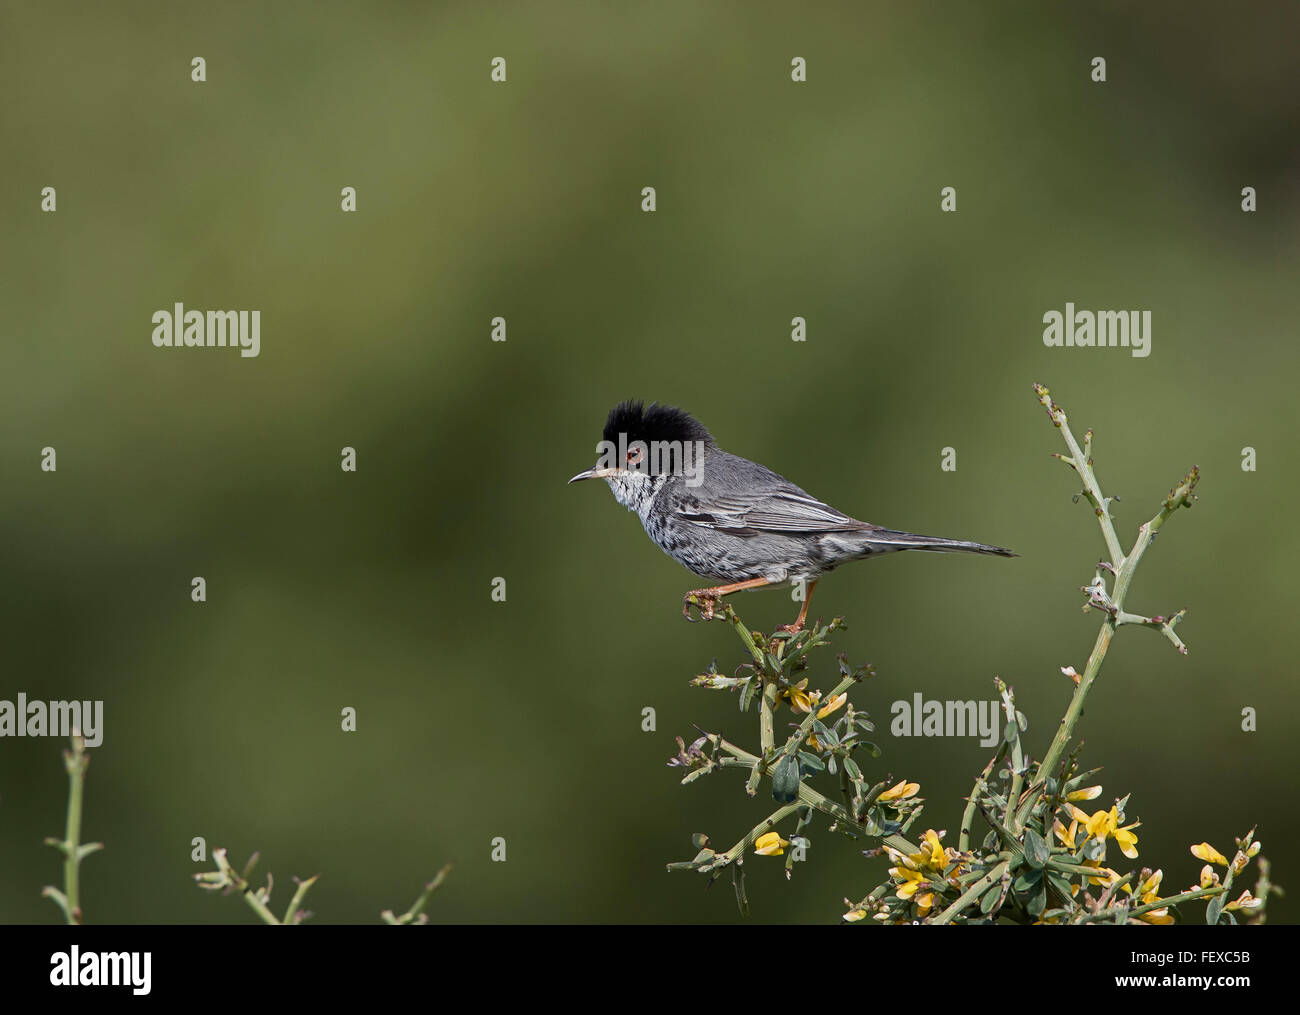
{"left": 683, "top": 592, "right": 719, "bottom": 622}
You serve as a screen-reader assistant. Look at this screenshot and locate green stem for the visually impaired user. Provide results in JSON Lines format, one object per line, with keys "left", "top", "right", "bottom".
{"left": 707, "top": 803, "right": 803, "bottom": 870}
{"left": 958, "top": 747, "right": 1005, "bottom": 853}
{"left": 381, "top": 863, "right": 452, "bottom": 925}
{"left": 931, "top": 860, "right": 1010, "bottom": 925}
{"left": 998, "top": 684, "right": 1025, "bottom": 834}
{"left": 710, "top": 734, "right": 917, "bottom": 856}
{"left": 42, "top": 735, "right": 102, "bottom": 925}
{"left": 1034, "top": 385, "right": 1124, "bottom": 565}
{"left": 759, "top": 677, "right": 777, "bottom": 755}
{"left": 241, "top": 887, "right": 282, "bottom": 925}
{"left": 1018, "top": 619, "right": 1114, "bottom": 827}
{"left": 1081, "top": 885, "right": 1225, "bottom": 923}
{"left": 62, "top": 743, "right": 86, "bottom": 923}
{"left": 284, "top": 875, "right": 319, "bottom": 925}
{"left": 1017, "top": 386, "right": 1197, "bottom": 829}
{"left": 723, "top": 605, "right": 766, "bottom": 667}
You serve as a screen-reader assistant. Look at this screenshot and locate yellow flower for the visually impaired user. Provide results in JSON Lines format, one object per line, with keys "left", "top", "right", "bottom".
{"left": 781, "top": 679, "right": 816, "bottom": 713}
{"left": 1066, "top": 785, "right": 1103, "bottom": 802}
{"left": 1224, "top": 890, "right": 1263, "bottom": 913}
{"left": 1084, "top": 806, "right": 1115, "bottom": 840}
{"left": 1082, "top": 805, "right": 1139, "bottom": 859}
{"left": 843, "top": 908, "right": 868, "bottom": 923}
{"left": 1137, "top": 869, "right": 1164, "bottom": 897}
{"left": 1081, "top": 859, "right": 1122, "bottom": 887}
{"left": 886, "top": 829, "right": 954, "bottom": 908}
{"left": 1134, "top": 869, "right": 1172, "bottom": 924}
{"left": 817, "top": 692, "right": 847, "bottom": 719}
{"left": 883, "top": 826, "right": 956, "bottom": 904}
{"left": 921, "top": 829, "right": 945, "bottom": 869}
{"left": 1198, "top": 864, "right": 1220, "bottom": 889}
{"left": 891, "top": 865, "right": 927, "bottom": 899}
{"left": 754, "top": 832, "right": 789, "bottom": 856}
{"left": 879, "top": 780, "right": 920, "bottom": 803}
{"left": 1191, "top": 842, "right": 1228, "bottom": 866}
{"left": 1053, "top": 818, "right": 1078, "bottom": 850}
{"left": 1114, "top": 825, "right": 1140, "bottom": 860}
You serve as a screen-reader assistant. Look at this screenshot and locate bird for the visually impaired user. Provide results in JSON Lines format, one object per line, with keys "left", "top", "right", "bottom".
{"left": 568, "top": 400, "right": 1015, "bottom": 631}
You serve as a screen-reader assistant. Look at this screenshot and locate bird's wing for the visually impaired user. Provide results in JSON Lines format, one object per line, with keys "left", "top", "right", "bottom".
{"left": 673, "top": 486, "right": 872, "bottom": 535}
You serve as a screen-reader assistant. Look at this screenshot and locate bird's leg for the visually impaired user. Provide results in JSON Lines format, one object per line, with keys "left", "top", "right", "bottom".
{"left": 682, "top": 577, "right": 771, "bottom": 622}
{"left": 775, "top": 580, "right": 818, "bottom": 635}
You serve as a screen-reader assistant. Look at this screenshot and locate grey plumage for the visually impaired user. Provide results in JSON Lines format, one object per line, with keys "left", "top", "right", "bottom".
{"left": 570, "top": 400, "right": 1014, "bottom": 598}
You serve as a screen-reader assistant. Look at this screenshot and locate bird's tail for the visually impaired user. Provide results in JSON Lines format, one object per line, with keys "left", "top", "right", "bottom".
{"left": 858, "top": 528, "right": 1017, "bottom": 558}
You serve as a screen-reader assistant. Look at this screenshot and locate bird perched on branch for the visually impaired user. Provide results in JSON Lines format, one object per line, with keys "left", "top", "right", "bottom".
{"left": 569, "top": 400, "right": 1015, "bottom": 631}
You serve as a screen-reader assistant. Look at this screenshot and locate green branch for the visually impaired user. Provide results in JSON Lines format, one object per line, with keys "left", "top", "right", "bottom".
{"left": 1020, "top": 385, "right": 1197, "bottom": 827}
{"left": 42, "top": 735, "right": 103, "bottom": 925}
{"left": 931, "top": 860, "right": 1010, "bottom": 925}
{"left": 382, "top": 863, "right": 453, "bottom": 925}
{"left": 194, "top": 849, "right": 286, "bottom": 924}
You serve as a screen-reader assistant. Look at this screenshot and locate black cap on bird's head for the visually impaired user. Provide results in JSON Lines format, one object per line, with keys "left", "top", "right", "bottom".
{"left": 601, "top": 400, "right": 712, "bottom": 448}
{"left": 568, "top": 400, "right": 712, "bottom": 487}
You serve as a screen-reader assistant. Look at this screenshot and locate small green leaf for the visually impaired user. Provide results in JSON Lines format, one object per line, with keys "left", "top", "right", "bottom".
{"left": 980, "top": 884, "right": 1001, "bottom": 915}
{"left": 1028, "top": 879, "right": 1047, "bottom": 918}
{"left": 796, "top": 751, "right": 825, "bottom": 772}
{"left": 771, "top": 754, "right": 801, "bottom": 803}
{"left": 812, "top": 720, "right": 839, "bottom": 748}
{"left": 1206, "top": 895, "right": 1224, "bottom": 925}
{"left": 1024, "top": 828, "right": 1050, "bottom": 869}
{"left": 1047, "top": 872, "right": 1072, "bottom": 900}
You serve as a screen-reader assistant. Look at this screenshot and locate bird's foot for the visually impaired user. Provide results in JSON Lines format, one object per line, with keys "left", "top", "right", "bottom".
{"left": 682, "top": 590, "right": 720, "bottom": 622}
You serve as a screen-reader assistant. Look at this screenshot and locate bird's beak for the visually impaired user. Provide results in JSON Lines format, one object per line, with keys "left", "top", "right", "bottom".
{"left": 568, "top": 466, "right": 619, "bottom": 484}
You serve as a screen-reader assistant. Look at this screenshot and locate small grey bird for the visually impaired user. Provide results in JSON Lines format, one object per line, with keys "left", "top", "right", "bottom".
{"left": 569, "top": 400, "right": 1015, "bottom": 630}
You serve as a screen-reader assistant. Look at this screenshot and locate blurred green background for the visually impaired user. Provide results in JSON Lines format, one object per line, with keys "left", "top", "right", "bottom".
{"left": 1, "top": 1, "right": 1296, "bottom": 924}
